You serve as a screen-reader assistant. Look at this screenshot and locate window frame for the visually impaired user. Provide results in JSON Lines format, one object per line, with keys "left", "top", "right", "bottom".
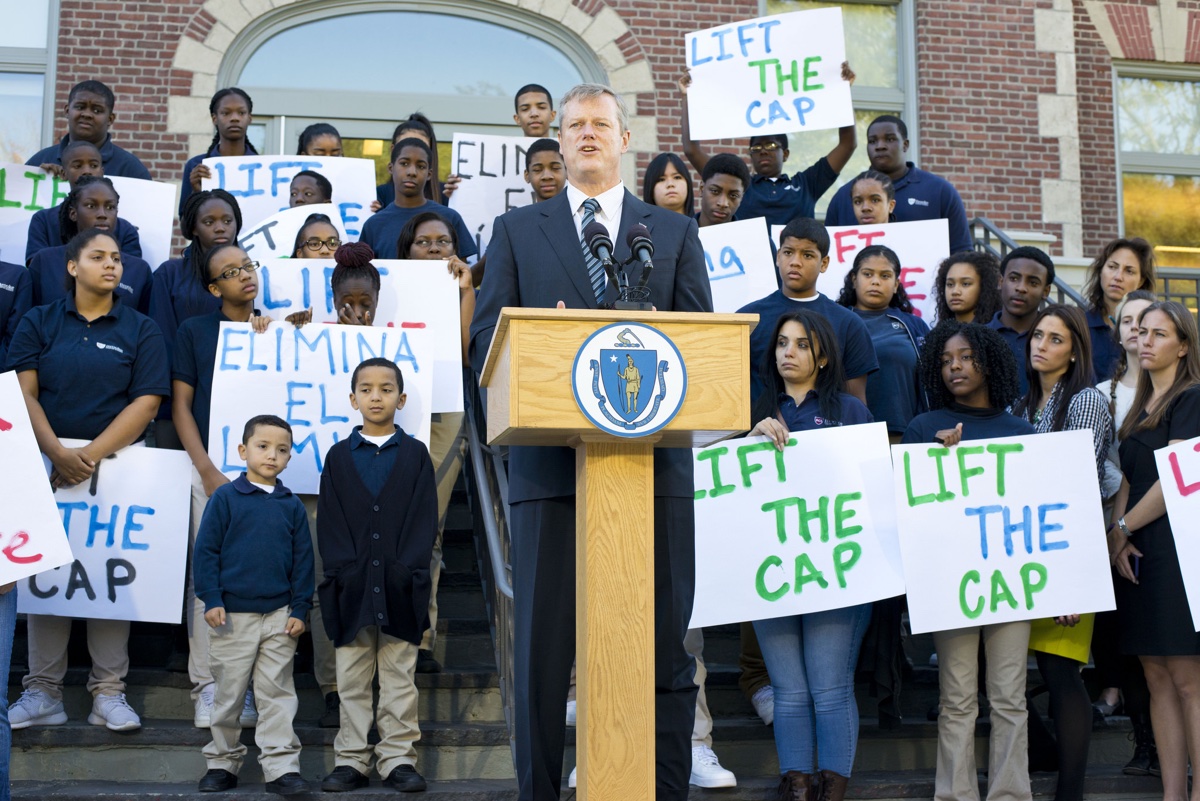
{"left": 0, "top": 0, "right": 59, "bottom": 152}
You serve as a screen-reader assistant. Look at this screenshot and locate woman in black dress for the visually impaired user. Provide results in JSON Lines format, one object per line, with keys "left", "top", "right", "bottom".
{"left": 1109, "top": 300, "right": 1200, "bottom": 801}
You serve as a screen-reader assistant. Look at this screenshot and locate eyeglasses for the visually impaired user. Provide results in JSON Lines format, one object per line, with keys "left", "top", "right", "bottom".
{"left": 215, "top": 261, "right": 261, "bottom": 281}
{"left": 414, "top": 238, "right": 454, "bottom": 250}
{"left": 303, "top": 237, "right": 341, "bottom": 251}
{"left": 748, "top": 142, "right": 781, "bottom": 154}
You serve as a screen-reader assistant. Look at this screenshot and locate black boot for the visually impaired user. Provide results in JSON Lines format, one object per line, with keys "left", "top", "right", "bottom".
{"left": 1124, "top": 711, "right": 1159, "bottom": 776}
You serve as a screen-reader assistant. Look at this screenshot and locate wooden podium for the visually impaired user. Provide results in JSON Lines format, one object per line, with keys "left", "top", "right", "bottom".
{"left": 479, "top": 308, "right": 756, "bottom": 800}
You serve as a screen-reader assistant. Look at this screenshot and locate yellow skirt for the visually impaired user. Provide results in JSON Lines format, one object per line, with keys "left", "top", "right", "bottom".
{"left": 1028, "top": 613, "right": 1095, "bottom": 663}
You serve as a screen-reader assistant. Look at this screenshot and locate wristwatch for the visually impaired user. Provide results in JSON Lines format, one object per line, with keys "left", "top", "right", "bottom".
{"left": 1117, "top": 517, "right": 1132, "bottom": 537}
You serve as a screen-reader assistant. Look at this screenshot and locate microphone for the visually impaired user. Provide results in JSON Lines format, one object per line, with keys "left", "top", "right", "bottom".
{"left": 627, "top": 224, "right": 655, "bottom": 288}
{"left": 584, "top": 220, "right": 620, "bottom": 290}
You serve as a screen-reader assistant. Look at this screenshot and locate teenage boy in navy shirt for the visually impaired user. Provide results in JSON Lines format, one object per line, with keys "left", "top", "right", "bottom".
{"left": 523, "top": 139, "right": 566, "bottom": 203}
{"left": 988, "top": 246, "right": 1055, "bottom": 396}
{"left": 27, "top": 80, "right": 152, "bottom": 180}
{"left": 824, "top": 116, "right": 972, "bottom": 254}
{"left": 193, "top": 414, "right": 313, "bottom": 796}
{"left": 697, "top": 153, "right": 749, "bottom": 228}
{"left": 0, "top": 260, "right": 31, "bottom": 366}
{"left": 513, "top": 83, "right": 556, "bottom": 138}
{"left": 737, "top": 218, "right": 878, "bottom": 404}
{"left": 317, "top": 357, "right": 438, "bottom": 794}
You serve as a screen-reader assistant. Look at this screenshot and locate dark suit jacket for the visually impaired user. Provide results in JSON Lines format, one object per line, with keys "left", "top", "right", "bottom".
{"left": 469, "top": 189, "right": 713, "bottom": 503}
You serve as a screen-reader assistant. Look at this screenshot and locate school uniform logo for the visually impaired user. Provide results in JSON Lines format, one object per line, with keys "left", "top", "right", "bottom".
{"left": 571, "top": 322, "right": 687, "bottom": 437}
{"left": 96, "top": 342, "right": 125, "bottom": 354}
{"left": 907, "top": 197, "right": 930, "bottom": 207}
{"left": 0, "top": 283, "right": 14, "bottom": 293}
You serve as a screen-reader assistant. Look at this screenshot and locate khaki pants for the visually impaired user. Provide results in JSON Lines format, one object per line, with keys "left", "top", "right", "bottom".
{"left": 933, "top": 621, "right": 1032, "bottom": 801}
{"left": 187, "top": 466, "right": 213, "bottom": 699}
{"left": 335, "top": 626, "right": 420, "bottom": 778}
{"left": 684, "top": 627, "right": 712, "bottom": 748}
{"left": 423, "top": 412, "right": 464, "bottom": 652}
{"left": 24, "top": 616, "right": 128, "bottom": 700}
{"left": 203, "top": 607, "right": 301, "bottom": 781}
{"left": 301, "top": 495, "right": 337, "bottom": 695}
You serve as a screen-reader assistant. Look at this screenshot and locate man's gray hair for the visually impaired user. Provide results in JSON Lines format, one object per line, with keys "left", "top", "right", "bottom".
{"left": 559, "top": 83, "right": 629, "bottom": 133}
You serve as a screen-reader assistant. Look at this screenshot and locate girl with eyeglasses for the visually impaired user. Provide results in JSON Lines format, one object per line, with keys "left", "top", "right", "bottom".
{"left": 292, "top": 214, "right": 342, "bottom": 260}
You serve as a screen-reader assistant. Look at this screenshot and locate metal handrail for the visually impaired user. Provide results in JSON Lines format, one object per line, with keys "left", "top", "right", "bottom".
{"left": 970, "top": 216, "right": 1087, "bottom": 309}
{"left": 464, "top": 386, "right": 513, "bottom": 599}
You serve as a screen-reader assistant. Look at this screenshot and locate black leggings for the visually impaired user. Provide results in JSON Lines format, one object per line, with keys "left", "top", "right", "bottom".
{"left": 1029, "top": 651, "right": 1092, "bottom": 801}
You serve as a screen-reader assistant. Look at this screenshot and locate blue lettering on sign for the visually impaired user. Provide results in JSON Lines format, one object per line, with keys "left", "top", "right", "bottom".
{"left": 320, "top": 384, "right": 349, "bottom": 424}
{"left": 294, "top": 327, "right": 335, "bottom": 374}
{"left": 121, "top": 506, "right": 153, "bottom": 551}
{"left": 218, "top": 328, "right": 248, "bottom": 370}
{"left": 259, "top": 266, "right": 291, "bottom": 310}
{"left": 247, "top": 328, "right": 268, "bottom": 371}
{"left": 339, "top": 203, "right": 363, "bottom": 239}
{"left": 689, "top": 20, "right": 781, "bottom": 66}
{"left": 57, "top": 502, "right": 155, "bottom": 551}
{"left": 235, "top": 162, "right": 265, "bottom": 198}
{"left": 391, "top": 331, "right": 420, "bottom": 372}
{"left": 286, "top": 382, "right": 314, "bottom": 427}
{"left": 745, "top": 97, "right": 817, "bottom": 130}
{"left": 268, "top": 160, "right": 320, "bottom": 198}
{"left": 704, "top": 246, "right": 746, "bottom": 281}
{"left": 218, "top": 426, "right": 240, "bottom": 471}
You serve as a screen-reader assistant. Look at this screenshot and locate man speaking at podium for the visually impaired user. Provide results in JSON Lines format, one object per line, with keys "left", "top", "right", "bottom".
{"left": 470, "top": 83, "right": 713, "bottom": 800}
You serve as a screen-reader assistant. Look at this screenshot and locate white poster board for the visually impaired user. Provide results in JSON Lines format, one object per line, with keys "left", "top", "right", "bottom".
{"left": 448, "top": 133, "right": 539, "bottom": 256}
{"left": 201, "top": 155, "right": 376, "bottom": 238}
{"left": 108, "top": 175, "right": 177, "bottom": 270}
{"left": 19, "top": 441, "right": 192, "bottom": 623}
{"left": 239, "top": 203, "right": 349, "bottom": 260}
{"left": 893, "top": 430, "right": 1115, "bottom": 634}
{"left": 1155, "top": 435, "right": 1200, "bottom": 630}
{"left": 685, "top": 8, "right": 854, "bottom": 141}
{"left": 0, "top": 371, "right": 75, "bottom": 585}
{"left": 0, "top": 162, "right": 64, "bottom": 263}
{"left": 698, "top": 217, "right": 779, "bottom": 313}
{"left": 207, "top": 322, "right": 435, "bottom": 495}
{"left": 256, "top": 259, "right": 463, "bottom": 413}
{"left": 690, "top": 423, "right": 905, "bottom": 628}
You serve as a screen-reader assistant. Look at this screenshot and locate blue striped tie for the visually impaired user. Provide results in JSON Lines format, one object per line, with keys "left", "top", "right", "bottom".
{"left": 579, "top": 197, "right": 606, "bottom": 303}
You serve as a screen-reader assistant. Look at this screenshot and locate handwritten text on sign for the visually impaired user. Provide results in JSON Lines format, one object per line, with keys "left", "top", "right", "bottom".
{"left": 239, "top": 203, "right": 348, "bottom": 261}
{"left": 1155, "top": 435, "right": 1200, "bottom": 631}
{"left": 689, "top": 423, "right": 905, "bottom": 628}
{"left": 685, "top": 8, "right": 854, "bottom": 141}
{"left": 0, "top": 371, "right": 74, "bottom": 586}
{"left": 893, "top": 430, "right": 1114, "bottom": 634}
{"left": 207, "top": 322, "right": 434, "bottom": 495}
{"left": 18, "top": 441, "right": 191, "bottom": 623}
{"left": 698, "top": 217, "right": 779, "bottom": 314}
{"left": 448, "top": 133, "right": 539, "bottom": 257}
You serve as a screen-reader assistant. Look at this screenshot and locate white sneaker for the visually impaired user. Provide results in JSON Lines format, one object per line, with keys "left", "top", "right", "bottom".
{"left": 88, "top": 692, "right": 141, "bottom": 731}
{"left": 239, "top": 688, "right": 258, "bottom": 728}
{"left": 929, "top": 652, "right": 939, "bottom": 667}
{"left": 568, "top": 767, "right": 576, "bottom": 788}
{"left": 690, "top": 745, "right": 737, "bottom": 788}
{"left": 751, "top": 685, "right": 775, "bottom": 726}
{"left": 565, "top": 699, "right": 576, "bottom": 726}
{"left": 194, "top": 684, "right": 215, "bottom": 728}
{"left": 9, "top": 689, "right": 67, "bottom": 729}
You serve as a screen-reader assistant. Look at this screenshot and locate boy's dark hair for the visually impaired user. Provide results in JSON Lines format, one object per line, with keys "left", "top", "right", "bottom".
{"left": 749, "top": 134, "right": 788, "bottom": 150}
{"left": 1000, "top": 245, "right": 1056, "bottom": 286}
{"left": 63, "top": 228, "right": 119, "bottom": 295}
{"left": 292, "top": 212, "right": 337, "bottom": 257}
{"left": 643, "top": 152, "right": 694, "bottom": 212}
{"left": 390, "top": 137, "right": 432, "bottom": 164}
{"left": 751, "top": 309, "right": 846, "bottom": 426}
{"left": 181, "top": 189, "right": 243, "bottom": 295}
{"left": 292, "top": 170, "right": 332, "bottom": 201}
{"left": 331, "top": 242, "right": 382, "bottom": 294}
{"left": 869, "top": 114, "right": 908, "bottom": 139}
{"left": 779, "top": 217, "right": 830, "bottom": 258}
{"left": 242, "top": 414, "right": 293, "bottom": 444}
{"left": 206, "top": 88, "right": 257, "bottom": 155}
{"left": 514, "top": 83, "right": 554, "bottom": 111}
{"left": 351, "top": 357, "right": 404, "bottom": 393}
{"left": 836, "top": 244, "right": 914, "bottom": 313}
{"left": 919, "top": 321, "right": 1020, "bottom": 411}
{"left": 201, "top": 243, "right": 246, "bottom": 285}
{"left": 59, "top": 175, "right": 118, "bottom": 243}
{"left": 701, "top": 153, "right": 751, "bottom": 189}
{"left": 68, "top": 80, "right": 115, "bottom": 112}
{"left": 393, "top": 112, "right": 442, "bottom": 204}
{"left": 61, "top": 138, "right": 102, "bottom": 161}
{"left": 525, "top": 138, "right": 561, "bottom": 169}
{"left": 397, "top": 210, "right": 458, "bottom": 259}
{"left": 934, "top": 251, "right": 1002, "bottom": 324}
{"left": 296, "top": 122, "right": 341, "bottom": 155}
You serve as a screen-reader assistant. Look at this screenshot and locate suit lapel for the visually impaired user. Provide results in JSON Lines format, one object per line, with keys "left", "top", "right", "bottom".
{"left": 539, "top": 192, "right": 597, "bottom": 305}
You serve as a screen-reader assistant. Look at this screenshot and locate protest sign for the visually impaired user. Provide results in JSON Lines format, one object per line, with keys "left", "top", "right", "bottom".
{"left": 108, "top": 175, "right": 176, "bottom": 270}
{"left": 201, "top": 155, "right": 375, "bottom": 238}
{"left": 819, "top": 219, "right": 950, "bottom": 321}
{"left": 256, "top": 259, "right": 463, "bottom": 413}
{"left": 1154, "top": 435, "right": 1200, "bottom": 630}
{"left": 689, "top": 423, "right": 904, "bottom": 628}
{"left": 207, "top": 322, "right": 435, "bottom": 494}
{"left": 685, "top": 8, "right": 854, "bottom": 141}
{"left": 19, "top": 441, "right": 191, "bottom": 623}
{"left": 239, "top": 203, "right": 348, "bottom": 261}
{"left": 698, "top": 217, "right": 779, "bottom": 313}
{"left": 448, "top": 133, "right": 539, "bottom": 256}
{"left": 0, "top": 162, "right": 63, "bottom": 262}
{"left": 0, "top": 371, "right": 75, "bottom": 586}
{"left": 893, "top": 429, "right": 1115, "bottom": 634}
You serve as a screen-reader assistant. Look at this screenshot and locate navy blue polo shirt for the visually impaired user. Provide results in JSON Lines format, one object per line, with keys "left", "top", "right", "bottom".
{"left": 150, "top": 254, "right": 223, "bottom": 364}
{"left": 28, "top": 245, "right": 151, "bottom": 314}
{"left": 6, "top": 296, "right": 170, "bottom": 440}
{"left": 1086, "top": 308, "right": 1121, "bottom": 383}
{"left": 737, "top": 290, "right": 879, "bottom": 402}
{"left": 854, "top": 308, "right": 927, "bottom": 434}
{"left": 778, "top": 390, "right": 873, "bottom": 431}
{"left": 25, "top": 209, "right": 141, "bottom": 264}
{"left": 0, "top": 260, "right": 32, "bottom": 368}
{"left": 360, "top": 200, "right": 477, "bottom": 260}
{"left": 26, "top": 135, "right": 152, "bottom": 181}
{"left": 824, "top": 163, "right": 972, "bottom": 254}
{"left": 348, "top": 426, "right": 403, "bottom": 498}
{"left": 901, "top": 404, "right": 1035, "bottom": 445}
{"left": 179, "top": 141, "right": 259, "bottom": 217}
{"left": 173, "top": 310, "right": 236, "bottom": 451}
{"left": 737, "top": 157, "right": 839, "bottom": 228}
{"left": 988, "top": 311, "right": 1033, "bottom": 395}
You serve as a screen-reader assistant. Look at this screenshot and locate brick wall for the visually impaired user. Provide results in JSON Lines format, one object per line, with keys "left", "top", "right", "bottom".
{"left": 1075, "top": 0, "right": 1121, "bottom": 258}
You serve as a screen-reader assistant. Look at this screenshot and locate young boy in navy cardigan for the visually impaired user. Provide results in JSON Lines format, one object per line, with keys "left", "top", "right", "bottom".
{"left": 317, "top": 357, "right": 438, "bottom": 793}
{"left": 193, "top": 414, "right": 314, "bottom": 796}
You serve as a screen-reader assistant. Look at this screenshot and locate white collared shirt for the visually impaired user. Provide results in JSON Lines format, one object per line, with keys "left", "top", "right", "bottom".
{"left": 565, "top": 181, "right": 626, "bottom": 244}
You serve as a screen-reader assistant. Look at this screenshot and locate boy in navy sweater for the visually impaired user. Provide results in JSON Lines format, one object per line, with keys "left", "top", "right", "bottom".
{"left": 317, "top": 357, "right": 437, "bottom": 793}
{"left": 193, "top": 415, "right": 314, "bottom": 796}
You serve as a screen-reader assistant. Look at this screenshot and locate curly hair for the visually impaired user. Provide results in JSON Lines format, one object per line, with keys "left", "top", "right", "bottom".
{"left": 919, "top": 320, "right": 1021, "bottom": 410}
{"left": 835, "top": 244, "right": 914, "bottom": 313}
{"left": 933, "top": 251, "right": 1002, "bottom": 324}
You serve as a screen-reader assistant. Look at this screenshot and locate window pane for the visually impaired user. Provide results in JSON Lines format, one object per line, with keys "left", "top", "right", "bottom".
{"left": 0, "top": 0, "right": 49, "bottom": 48}
{"left": 1117, "top": 77, "right": 1200, "bottom": 156}
{"left": 777, "top": 108, "right": 888, "bottom": 218}
{"left": 766, "top": 0, "right": 898, "bottom": 89}
{"left": 1122, "top": 173, "right": 1200, "bottom": 269}
{"left": 247, "top": 123, "right": 266, "bottom": 155}
{"left": 344, "top": 138, "right": 454, "bottom": 185}
{"left": 0, "top": 72, "right": 43, "bottom": 163}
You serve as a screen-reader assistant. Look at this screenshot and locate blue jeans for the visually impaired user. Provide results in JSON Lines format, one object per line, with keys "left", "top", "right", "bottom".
{"left": 753, "top": 603, "right": 871, "bottom": 776}
{"left": 0, "top": 587, "right": 17, "bottom": 801}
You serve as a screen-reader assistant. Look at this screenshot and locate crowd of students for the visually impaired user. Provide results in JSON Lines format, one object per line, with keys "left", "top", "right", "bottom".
{"left": 0, "top": 73, "right": 1194, "bottom": 801}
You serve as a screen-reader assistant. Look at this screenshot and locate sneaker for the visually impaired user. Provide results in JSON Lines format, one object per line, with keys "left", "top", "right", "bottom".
{"left": 568, "top": 767, "right": 577, "bottom": 788}
{"left": 751, "top": 685, "right": 774, "bottom": 726}
{"left": 88, "top": 692, "right": 141, "bottom": 731}
{"left": 265, "top": 772, "right": 311, "bottom": 795}
{"left": 194, "top": 684, "right": 215, "bottom": 728}
{"left": 690, "top": 745, "right": 737, "bottom": 788}
{"left": 383, "top": 764, "right": 427, "bottom": 792}
{"left": 321, "top": 764, "right": 370, "bottom": 792}
{"left": 198, "top": 768, "right": 238, "bottom": 792}
{"left": 239, "top": 688, "right": 258, "bottom": 728}
{"left": 9, "top": 689, "right": 67, "bottom": 729}
{"left": 566, "top": 699, "right": 577, "bottom": 726}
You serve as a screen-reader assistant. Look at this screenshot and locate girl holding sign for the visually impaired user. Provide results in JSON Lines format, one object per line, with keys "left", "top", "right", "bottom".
{"left": 1011, "top": 305, "right": 1112, "bottom": 801}
{"left": 179, "top": 88, "right": 258, "bottom": 217}
{"left": 7, "top": 227, "right": 170, "bottom": 733}
{"left": 903, "top": 322, "right": 1034, "bottom": 801}
{"left": 1109, "top": 300, "right": 1200, "bottom": 801}
{"left": 933, "top": 252, "right": 1002, "bottom": 325}
{"left": 747, "top": 309, "right": 873, "bottom": 801}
